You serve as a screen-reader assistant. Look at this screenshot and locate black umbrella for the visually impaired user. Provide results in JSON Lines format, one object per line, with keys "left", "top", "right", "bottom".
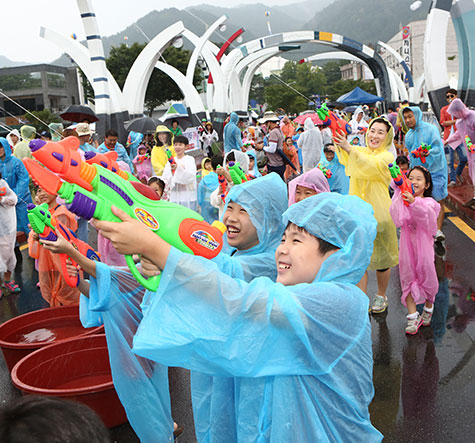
{"left": 60, "top": 105, "right": 98, "bottom": 123}
{"left": 125, "top": 116, "right": 162, "bottom": 133}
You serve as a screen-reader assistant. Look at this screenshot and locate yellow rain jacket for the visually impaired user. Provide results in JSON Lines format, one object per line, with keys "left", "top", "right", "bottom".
{"left": 337, "top": 118, "right": 399, "bottom": 270}
{"left": 151, "top": 125, "right": 175, "bottom": 176}
{"left": 13, "top": 125, "right": 36, "bottom": 160}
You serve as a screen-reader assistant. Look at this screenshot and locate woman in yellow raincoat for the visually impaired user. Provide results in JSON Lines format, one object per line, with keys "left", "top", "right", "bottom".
{"left": 335, "top": 117, "right": 398, "bottom": 314}
{"left": 151, "top": 125, "right": 175, "bottom": 176}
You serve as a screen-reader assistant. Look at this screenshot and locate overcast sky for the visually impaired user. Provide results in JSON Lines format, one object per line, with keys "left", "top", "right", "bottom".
{"left": 0, "top": 0, "right": 303, "bottom": 64}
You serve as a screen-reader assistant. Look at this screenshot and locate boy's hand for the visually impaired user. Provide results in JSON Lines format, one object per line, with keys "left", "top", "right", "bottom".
{"left": 66, "top": 262, "right": 80, "bottom": 277}
{"left": 402, "top": 191, "right": 415, "bottom": 204}
{"left": 40, "top": 231, "right": 75, "bottom": 255}
{"left": 171, "top": 163, "right": 177, "bottom": 172}
{"left": 140, "top": 256, "right": 161, "bottom": 277}
{"left": 216, "top": 166, "right": 226, "bottom": 176}
{"left": 92, "top": 206, "right": 156, "bottom": 256}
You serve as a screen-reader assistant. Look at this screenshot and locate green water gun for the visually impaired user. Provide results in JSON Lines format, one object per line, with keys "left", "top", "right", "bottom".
{"left": 228, "top": 161, "right": 248, "bottom": 185}
{"left": 466, "top": 135, "right": 474, "bottom": 153}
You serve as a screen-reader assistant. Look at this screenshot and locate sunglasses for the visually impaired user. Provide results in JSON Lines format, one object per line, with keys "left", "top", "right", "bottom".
{"left": 446, "top": 94, "right": 455, "bottom": 99}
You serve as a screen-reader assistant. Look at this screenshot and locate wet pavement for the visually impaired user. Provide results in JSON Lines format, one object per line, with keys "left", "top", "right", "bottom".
{"left": 1, "top": 211, "right": 474, "bottom": 442}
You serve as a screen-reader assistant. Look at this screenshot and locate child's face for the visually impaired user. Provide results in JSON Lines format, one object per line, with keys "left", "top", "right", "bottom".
{"left": 295, "top": 185, "right": 318, "bottom": 203}
{"left": 149, "top": 182, "right": 163, "bottom": 198}
{"left": 324, "top": 151, "right": 335, "bottom": 162}
{"left": 174, "top": 142, "right": 186, "bottom": 156}
{"left": 222, "top": 201, "right": 259, "bottom": 251}
{"left": 275, "top": 224, "right": 329, "bottom": 286}
{"left": 138, "top": 148, "right": 147, "bottom": 155}
{"left": 204, "top": 161, "right": 212, "bottom": 171}
{"left": 286, "top": 138, "right": 293, "bottom": 146}
{"left": 36, "top": 188, "right": 57, "bottom": 206}
{"left": 408, "top": 168, "right": 428, "bottom": 197}
{"left": 248, "top": 157, "right": 255, "bottom": 170}
{"left": 399, "top": 163, "right": 409, "bottom": 172}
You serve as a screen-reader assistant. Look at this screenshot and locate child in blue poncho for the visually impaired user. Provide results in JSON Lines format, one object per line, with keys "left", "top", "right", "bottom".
{"left": 318, "top": 143, "right": 350, "bottom": 194}
{"left": 91, "top": 192, "right": 383, "bottom": 442}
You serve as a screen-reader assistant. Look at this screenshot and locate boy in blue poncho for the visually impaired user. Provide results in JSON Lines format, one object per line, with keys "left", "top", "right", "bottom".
{"left": 319, "top": 143, "right": 350, "bottom": 194}
{"left": 97, "top": 129, "right": 134, "bottom": 172}
{"left": 403, "top": 106, "right": 448, "bottom": 238}
{"left": 126, "top": 131, "right": 144, "bottom": 161}
{"left": 92, "top": 192, "right": 382, "bottom": 442}
{"left": 41, "top": 173, "right": 288, "bottom": 442}
{"left": 0, "top": 137, "right": 32, "bottom": 234}
{"left": 223, "top": 112, "right": 243, "bottom": 153}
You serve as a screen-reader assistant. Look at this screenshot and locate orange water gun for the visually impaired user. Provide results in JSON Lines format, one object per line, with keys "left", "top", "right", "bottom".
{"left": 0, "top": 187, "right": 6, "bottom": 197}
{"left": 83, "top": 150, "right": 133, "bottom": 181}
{"left": 316, "top": 103, "right": 352, "bottom": 138}
{"left": 389, "top": 163, "right": 414, "bottom": 206}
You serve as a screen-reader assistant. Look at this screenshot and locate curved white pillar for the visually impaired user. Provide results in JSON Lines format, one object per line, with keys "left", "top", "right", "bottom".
{"left": 123, "top": 22, "right": 185, "bottom": 116}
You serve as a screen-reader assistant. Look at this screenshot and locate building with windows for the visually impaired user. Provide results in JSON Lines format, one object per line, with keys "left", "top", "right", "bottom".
{"left": 0, "top": 64, "right": 80, "bottom": 123}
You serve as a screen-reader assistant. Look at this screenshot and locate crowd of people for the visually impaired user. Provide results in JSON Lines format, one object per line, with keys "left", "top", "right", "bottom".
{"left": 0, "top": 89, "right": 474, "bottom": 441}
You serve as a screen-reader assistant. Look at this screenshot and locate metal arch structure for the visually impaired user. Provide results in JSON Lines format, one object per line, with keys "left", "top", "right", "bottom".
{"left": 425, "top": 0, "right": 475, "bottom": 118}
{"left": 221, "top": 30, "right": 392, "bottom": 114}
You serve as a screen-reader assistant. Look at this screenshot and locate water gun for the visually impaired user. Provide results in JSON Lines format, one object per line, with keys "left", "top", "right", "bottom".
{"left": 27, "top": 202, "right": 101, "bottom": 287}
{"left": 388, "top": 163, "right": 414, "bottom": 206}
{"left": 83, "top": 150, "right": 136, "bottom": 181}
{"left": 465, "top": 135, "right": 474, "bottom": 154}
{"left": 411, "top": 142, "right": 431, "bottom": 163}
{"left": 23, "top": 139, "right": 227, "bottom": 292}
{"left": 136, "top": 153, "right": 151, "bottom": 164}
{"left": 317, "top": 164, "right": 332, "bottom": 179}
{"left": 166, "top": 148, "right": 176, "bottom": 173}
{"left": 228, "top": 161, "right": 248, "bottom": 185}
{"left": 218, "top": 174, "right": 227, "bottom": 203}
{"left": 0, "top": 187, "right": 6, "bottom": 197}
{"left": 316, "top": 103, "right": 352, "bottom": 139}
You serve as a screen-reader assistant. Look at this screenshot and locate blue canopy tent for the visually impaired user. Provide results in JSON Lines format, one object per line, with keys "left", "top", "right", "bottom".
{"left": 337, "top": 87, "right": 383, "bottom": 105}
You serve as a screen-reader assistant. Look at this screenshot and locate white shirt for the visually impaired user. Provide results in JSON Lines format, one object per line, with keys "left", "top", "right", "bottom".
{"left": 162, "top": 155, "right": 197, "bottom": 208}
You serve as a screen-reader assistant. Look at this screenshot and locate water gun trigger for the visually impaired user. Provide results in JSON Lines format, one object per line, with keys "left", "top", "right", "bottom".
{"left": 125, "top": 255, "right": 161, "bottom": 292}
{"left": 23, "top": 159, "right": 63, "bottom": 195}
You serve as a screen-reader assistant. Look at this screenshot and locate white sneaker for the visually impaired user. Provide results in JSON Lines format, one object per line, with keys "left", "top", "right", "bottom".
{"left": 406, "top": 314, "right": 423, "bottom": 335}
{"left": 435, "top": 230, "right": 445, "bottom": 242}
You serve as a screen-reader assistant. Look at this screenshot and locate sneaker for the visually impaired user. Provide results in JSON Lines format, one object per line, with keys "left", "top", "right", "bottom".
{"left": 447, "top": 181, "right": 456, "bottom": 188}
{"left": 434, "top": 240, "right": 446, "bottom": 257}
{"left": 3, "top": 281, "right": 21, "bottom": 293}
{"left": 406, "top": 314, "right": 423, "bottom": 335}
{"left": 422, "top": 309, "right": 433, "bottom": 326}
{"left": 435, "top": 230, "right": 445, "bottom": 242}
{"left": 371, "top": 295, "right": 388, "bottom": 314}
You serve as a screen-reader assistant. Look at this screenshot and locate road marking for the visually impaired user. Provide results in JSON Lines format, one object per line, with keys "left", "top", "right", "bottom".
{"left": 448, "top": 216, "right": 475, "bottom": 243}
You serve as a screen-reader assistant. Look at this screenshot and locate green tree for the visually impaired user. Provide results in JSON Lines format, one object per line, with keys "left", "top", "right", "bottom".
{"left": 249, "top": 73, "right": 265, "bottom": 105}
{"left": 22, "top": 109, "right": 61, "bottom": 133}
{"left": 320, "top": 61, "right": 346, "bottom": 84}
{"left": 326, "top": 79, "right": 377, "bottom": 101}
{"left": 81, "top": 43, "right": 202, "bottom": 115}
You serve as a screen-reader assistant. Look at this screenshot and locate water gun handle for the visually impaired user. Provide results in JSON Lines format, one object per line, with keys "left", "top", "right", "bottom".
{"left": 59, "top": 254, "right": 80, "bottom": 287}
{"left": 125, "top": 255, "right": 161, "bottom": 291}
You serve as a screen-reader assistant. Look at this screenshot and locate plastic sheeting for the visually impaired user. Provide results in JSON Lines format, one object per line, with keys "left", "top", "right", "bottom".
{"left": 0, "top": 179, "right": 17, "bottom": 274}
{"left": 127, "top": 131, "right": 144, "bottom": 161}
{"left": 197, "top": 171, "right": 219, "bottom": 224}
{"left": 288, "top": 168, "right": 330, "bottom": 206}
{"left": 337, "top": 117, "right": 399, "bottom": 271}
{"left": 12, "top": 125, "right": 35, "bottom": 160}
{"left": 404, "top": 106, "right": 448, "bottom": 201}
{"left": 82, "top": 263, "right": 173, "bottom": 442}
{"left": 390, "top": 188, "right": 440, "bottom": 306}
{"left": 28, "top": 205, "right": 79, "bottom": 307}
{"left": 297, "top": 118, "right": 323, "bottom": 170}
{"left": 133, "top": 193, "right": 381, "bottom": 442}
{"left": 223, "top": 112, "right": 243, "bottom": 154}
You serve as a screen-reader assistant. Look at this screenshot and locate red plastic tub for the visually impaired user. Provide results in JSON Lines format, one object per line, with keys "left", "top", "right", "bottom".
{"left": 11, "top": 334, "right": 127, "bottom": 428}
{"left": 0, "top": 305, "right": 103, "bottom": 372}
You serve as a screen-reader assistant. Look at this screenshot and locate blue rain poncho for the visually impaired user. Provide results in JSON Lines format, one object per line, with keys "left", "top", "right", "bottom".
{"left": 133, "top": 192, "right": 382, "bottom": 442}
{"left": 246, "top": 149, "right": 262, "bottom": 177}
{"left": 223, "top": 112, "right": 242, "bottom": 153}
{"left": 127, "top": 131, "right": 144, "bottom": 161}
{"left": 0, "top": 137, "right": 32, "bottom": 233}
{"left": 197, "top": 171, "right": 219, "bottom": 224}
{"left": 404, "top": 106, "right": 448, "bottom": 201}
{"left": 80, "top": 264, "right": 173, "bottom": 442}
{"left": 214, "top": 172, "right": 287, "bottom": 282}
{"left": 319, "top": 154, "right": 350, "bottom": 194}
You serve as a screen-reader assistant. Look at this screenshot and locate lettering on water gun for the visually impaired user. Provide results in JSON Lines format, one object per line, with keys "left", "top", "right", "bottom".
{"left": 166, "top": 148, "right": 176, "bottom": 174}
{"left": 228, "top": 161, "right": 248, "bottom": 185}
{"left": 0, "top": 187, "right": 6, "bottom": 197}
{"left": 316, "top": 103, "right": 352, "bottom": 138}
{"left": 27, "top": 203, "right": 101, "bottom": 287}
{"left": 388, "top": 163, "right": 414, "bottom": 206}
{"left": 23, "top": 140, "right": 227, "bottom": 292}
{"left": 411, "top": 142, "right": 431, "bottom": 163}
{"left": 84, "top": 150, "right": 134, "bottom": 181}
{"left": 317, "top": 164, "right": 332, "bottom": 179}
{"left": 465, "top": 135, "right": 474, "bottom": 154}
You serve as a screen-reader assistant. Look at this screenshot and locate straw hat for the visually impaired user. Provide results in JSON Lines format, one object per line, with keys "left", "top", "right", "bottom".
{"left": 258, "top": 111, "right": 280, "bottom": 124}
{"left": 76, "top": 122, "right": 94, "bottom": 136}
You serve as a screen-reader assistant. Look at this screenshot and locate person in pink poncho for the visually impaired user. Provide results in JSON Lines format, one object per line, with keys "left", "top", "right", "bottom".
{"left": 389, "top": 166, "right": 440, "bottom": 335}
{"left": 444, "top": 98, "right": 475, "bottom": 208}
{"left": 288, "top": 168, "right": 330, "bottom": 205}
{"left": 132, "top": 144, "right": 153, "bottom": 183}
